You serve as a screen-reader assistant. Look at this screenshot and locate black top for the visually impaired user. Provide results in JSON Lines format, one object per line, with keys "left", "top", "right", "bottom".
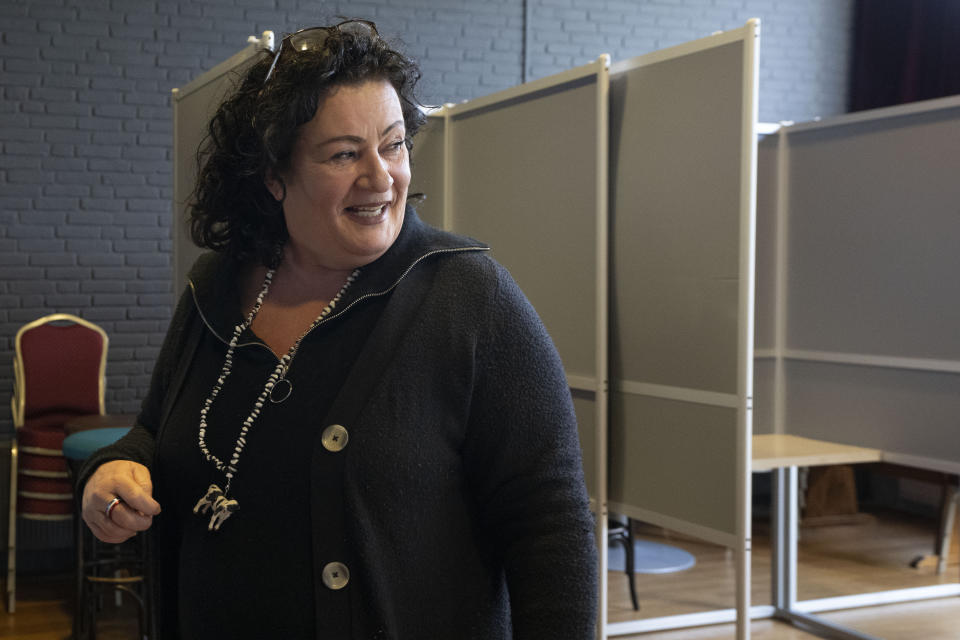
{"left": 80, "top": 209, "right": 599, "bottom": 640}
{"left": 158, "top": 268, "right": 387, "bottom": 638}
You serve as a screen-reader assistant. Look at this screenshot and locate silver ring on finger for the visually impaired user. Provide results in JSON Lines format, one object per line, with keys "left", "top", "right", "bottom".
{"left": 105, "top": 497, "right": 122, "bottom": 519}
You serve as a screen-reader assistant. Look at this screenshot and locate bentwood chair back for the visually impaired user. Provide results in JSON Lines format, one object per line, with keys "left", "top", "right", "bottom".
{"left": 6, "top": 314, "right": 108, "bottom": 613}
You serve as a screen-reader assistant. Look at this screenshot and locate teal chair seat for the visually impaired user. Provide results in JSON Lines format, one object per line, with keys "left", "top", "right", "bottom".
{"left": 62, "top": 427, "right": 130, "bottom": 462}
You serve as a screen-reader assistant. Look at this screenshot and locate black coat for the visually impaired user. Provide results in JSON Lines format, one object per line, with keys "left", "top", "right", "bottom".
{"left": 81, "top": 209, "right": 598, "bottom": 639}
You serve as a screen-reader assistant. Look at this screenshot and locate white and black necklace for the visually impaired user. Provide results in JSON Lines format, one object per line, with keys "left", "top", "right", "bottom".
{"left": 193, "top": 265, "right": 359, "bottom": 531}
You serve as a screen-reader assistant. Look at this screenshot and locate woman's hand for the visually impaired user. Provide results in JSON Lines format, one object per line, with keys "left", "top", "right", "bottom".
{"left": 82, "top": 460, "right": 162, "bottom": 543}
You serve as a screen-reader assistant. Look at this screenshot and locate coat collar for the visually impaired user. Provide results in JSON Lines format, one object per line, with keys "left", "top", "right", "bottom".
{"left": 188, "top": 207, "right": 489, "bottom": 344}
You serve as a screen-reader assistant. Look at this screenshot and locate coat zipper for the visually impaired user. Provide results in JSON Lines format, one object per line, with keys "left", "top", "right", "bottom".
{"left": 191, "top": 246, "right": 489, "bottom": 362}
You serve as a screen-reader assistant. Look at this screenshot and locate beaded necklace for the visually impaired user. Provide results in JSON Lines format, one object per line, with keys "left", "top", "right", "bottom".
{"left": 193, "top": 266, "right": 359, "bottom": 531}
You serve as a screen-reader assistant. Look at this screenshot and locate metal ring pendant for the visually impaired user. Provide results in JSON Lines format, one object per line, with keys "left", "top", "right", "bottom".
{"left": 269, "top": 378, "right": 292, "bottom": 403}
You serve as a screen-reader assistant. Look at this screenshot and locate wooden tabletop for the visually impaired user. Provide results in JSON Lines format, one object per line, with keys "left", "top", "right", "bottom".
{"left": 752, "top": 434, "right": 882, "bottom": 472}
{"left": 63, "top": 413, "right": 137, "bottom": 435}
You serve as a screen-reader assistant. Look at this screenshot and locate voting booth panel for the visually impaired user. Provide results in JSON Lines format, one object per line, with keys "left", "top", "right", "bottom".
{"left": 752, "top": 134, "right": 780, "bottom": 436}
{"left": 605, "top": 22, "right": 758, "bottom": 639}
{"left": 607, "top": 27, "right": 757, "bottom": 548}
{"left": 754, "top": 134, "right": 780, "bottom": 356}
{"left": 408, "top": 114, "right": 445, "bottom": 229}
{"left": 172, "top": 41, "right": 266, "bottom": 292}
{"left": 446, "top": 69, "right": 605, "bottom": 383}
{"left": 786, "top": 109, "right": 960, "bottom": 360}
{"left": 779, "top": 100, "right": 960, "bottom": 473}
{"left": 609, "top": 394, "right": 739, "bottom": 535}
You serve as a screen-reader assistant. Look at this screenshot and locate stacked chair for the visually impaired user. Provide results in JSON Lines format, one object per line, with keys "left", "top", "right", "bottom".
{"left": 7, "top": 314, "right": 108, "bottom": 613}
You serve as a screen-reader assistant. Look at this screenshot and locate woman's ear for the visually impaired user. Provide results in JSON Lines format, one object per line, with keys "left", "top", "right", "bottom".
{"left": 264, "top": 171, "right": 286, "bottom": 202}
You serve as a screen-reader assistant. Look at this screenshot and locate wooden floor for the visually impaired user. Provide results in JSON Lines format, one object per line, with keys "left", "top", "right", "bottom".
{"left": 1, "top": 508, "right": 958, "bottom": 639}
{"left": 609, "top": 509, "right": 960, "bottom": 639}
{"left": 0, "top": 571, "right": 140, "bottom": 639}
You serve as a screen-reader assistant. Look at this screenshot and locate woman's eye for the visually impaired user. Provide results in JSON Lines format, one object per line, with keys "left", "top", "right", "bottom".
{"left": 385, "top": 140, "right": 405, "bottom": 153}
{"left": 331, "top": 150, "right": 356, "bottom": 161}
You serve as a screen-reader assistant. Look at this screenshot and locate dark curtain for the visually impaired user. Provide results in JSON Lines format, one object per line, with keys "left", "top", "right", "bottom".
{"left": 849, "top": 0, "right": 960, "bottom": 112}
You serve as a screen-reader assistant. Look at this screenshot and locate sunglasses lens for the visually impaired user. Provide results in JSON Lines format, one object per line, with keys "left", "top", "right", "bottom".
{"left": 287, "top": 21, "right": 377, "bottom": 53}
{"left": 337, "top": 20, "right": 377, "bottom": 38}
{"left": 288, "top": 27, "right": 332, "bottom": 53}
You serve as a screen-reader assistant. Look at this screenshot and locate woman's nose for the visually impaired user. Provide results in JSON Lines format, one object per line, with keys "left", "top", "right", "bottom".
{"left": 358, "top": 153, "right": 394, "bottom": 192}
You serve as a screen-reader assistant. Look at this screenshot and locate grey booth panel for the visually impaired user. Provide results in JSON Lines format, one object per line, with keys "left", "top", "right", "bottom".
{"left": 448, "top": 79, "right": 600, "bottom": 379}
{"left": 786, "top": 107, "right": 960, "bottom": 359}
{"left": 173, "top": 91, "right": 213, "bottom": 291}
{"left": 572, "top": 390, "right": 597, "bottom": 499}
{"left": 609, "top": 42, "right": 744, "bottom": 395}
{"left": 752, "top": 357, "right": 776, "bottom": 435}
{"left": 754, "top": 134, "right": 779, "bottom": 352}
{"left": 609, "top": 392, "right": 739, "bottom": 536}
{"left": 753, "top": 134, "right": 778, "bottom": 436}
{"left": 173, "top": 52, "right": 259, "bottom": 291}
{"left": 784, "top": 359, "right": 960, "bottom": 465}
{"left": 409, "top": 115, "right": 445, "bottom": 229}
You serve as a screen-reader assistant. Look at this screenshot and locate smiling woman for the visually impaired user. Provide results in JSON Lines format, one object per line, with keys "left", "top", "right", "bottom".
{"left": 75, "top": 19, "right": 598, "bottom": 640}
{"left": 267, "top": 81, "right": 410, "bottom": 273}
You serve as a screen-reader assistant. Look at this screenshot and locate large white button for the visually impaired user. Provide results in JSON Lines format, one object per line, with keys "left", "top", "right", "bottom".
{"left": 321, "top": 424, "right": 349, "bottom": 452}
{"left": 322, "top": 561, "right": 350, "bottom": 590}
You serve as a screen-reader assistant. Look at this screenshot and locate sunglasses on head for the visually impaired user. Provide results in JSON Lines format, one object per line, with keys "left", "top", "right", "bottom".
{"left": 262, "top": 20, "right": 380, "bottom": 85}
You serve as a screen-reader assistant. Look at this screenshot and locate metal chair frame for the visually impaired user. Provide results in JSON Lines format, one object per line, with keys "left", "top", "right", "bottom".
{"left": 609, "top": 517, "right": 640, "bottom": 611}
{"left": 71, "top": 486, "right": 150, "bottom": 640}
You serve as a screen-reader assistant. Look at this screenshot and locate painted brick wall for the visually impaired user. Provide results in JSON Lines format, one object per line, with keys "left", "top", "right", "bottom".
{"left": 529, "top": 0, "right": 853, "bottom": 123}
{"left": 0, "top": 0, "right": 853, "bottom": 437}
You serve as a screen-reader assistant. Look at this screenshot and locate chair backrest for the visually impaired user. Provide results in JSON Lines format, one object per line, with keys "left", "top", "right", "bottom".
{"left": 11, "top": 314, "right": 108, "bottom": 428}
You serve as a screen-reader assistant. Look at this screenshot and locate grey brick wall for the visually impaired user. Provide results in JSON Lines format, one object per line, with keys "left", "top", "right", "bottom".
{"left": 529, "top": 0, "right": 854, "bottom": 123}
{"left": 0, "top": 0, "right": 853, "bottom": 437}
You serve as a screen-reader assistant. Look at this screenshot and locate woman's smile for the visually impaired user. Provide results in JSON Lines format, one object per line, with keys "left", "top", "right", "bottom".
{"left": 345, "top": 201, "right": 392, "bottom": 220}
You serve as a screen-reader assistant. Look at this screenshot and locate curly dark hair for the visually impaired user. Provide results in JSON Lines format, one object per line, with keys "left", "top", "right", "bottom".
{"left": 190, "top": 23, "right": 427, "bottom": 267}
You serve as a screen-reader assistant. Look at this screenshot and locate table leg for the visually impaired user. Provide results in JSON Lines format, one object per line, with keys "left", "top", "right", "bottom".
{"left": 936, "top": 485, "right": 958, "bottom": 575}
{"left": 770, "top": 465, "right": 883, "bottom": 640}
{"left": 771, "top": 466, "right": 798, "bottom": 610}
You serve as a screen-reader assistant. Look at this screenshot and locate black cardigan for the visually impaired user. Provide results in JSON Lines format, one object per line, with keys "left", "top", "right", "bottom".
{"left": 81, "top": 210, "right": 598, "bottom": 639}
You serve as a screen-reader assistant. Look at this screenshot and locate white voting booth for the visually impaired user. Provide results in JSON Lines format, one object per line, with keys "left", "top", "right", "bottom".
{"left": 604, "top": 24, "right": 760, "bottom": 638}
{"left": 749, "top": 96, "right": 960, "bottom": 639}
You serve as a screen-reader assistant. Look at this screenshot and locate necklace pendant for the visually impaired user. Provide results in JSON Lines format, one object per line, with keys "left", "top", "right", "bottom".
{"left": 208, "top": 496, "right": 239, "bottom": 531}
{"left": 270, "top": 378, "right": 293, "bottom": 403}
{"left": 193, "top": 483, "right": 224, "bottom": 515}
{"left": 192, "top": 483, "right": 239, "bottom": 531}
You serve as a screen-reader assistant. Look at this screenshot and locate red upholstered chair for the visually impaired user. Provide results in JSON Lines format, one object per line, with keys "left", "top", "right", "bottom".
{"left": 6, "top": 314, "right": 108, "bottom": 613}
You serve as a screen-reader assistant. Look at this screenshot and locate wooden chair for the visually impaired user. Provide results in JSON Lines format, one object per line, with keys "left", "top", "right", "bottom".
{"left": 7, "top": 314, "right": 108, "bottom": 613}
